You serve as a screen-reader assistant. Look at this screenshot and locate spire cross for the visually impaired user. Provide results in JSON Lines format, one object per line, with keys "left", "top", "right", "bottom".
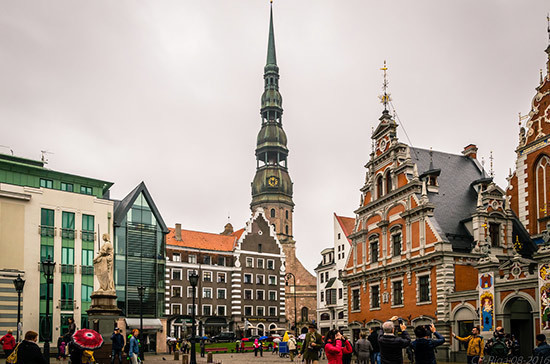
{"left": 378, "top": 60, "right": 392, "bottom": 111}
{"left": 489, "top": 150, "right": 494, "bottom": 178}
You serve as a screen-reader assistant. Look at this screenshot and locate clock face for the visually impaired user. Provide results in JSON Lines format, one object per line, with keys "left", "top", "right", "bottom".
{"left": 267, "top": 176, "right": 279, "bottom": 187}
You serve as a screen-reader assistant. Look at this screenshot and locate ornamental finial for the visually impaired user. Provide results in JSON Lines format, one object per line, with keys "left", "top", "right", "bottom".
{"left": 378, "top": 60, "right": 392, "bottom": 111}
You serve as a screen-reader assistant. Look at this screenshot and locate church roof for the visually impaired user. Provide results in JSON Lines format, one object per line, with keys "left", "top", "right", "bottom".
{"left": 166, "top": 227, "right": 244, "bottom": 252}
{"left": 334, "top": 213, "right": 355, "bottom": 244}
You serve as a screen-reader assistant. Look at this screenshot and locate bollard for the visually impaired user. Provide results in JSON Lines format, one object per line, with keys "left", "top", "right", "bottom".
{"left": 174, "top": 351, "right": 180, "bottom": 360}
{"left": 207, "top": 352, "right": 213, "bottom": 363}
{"left": 182, "top": 353, "right": 189, "bottom": 364}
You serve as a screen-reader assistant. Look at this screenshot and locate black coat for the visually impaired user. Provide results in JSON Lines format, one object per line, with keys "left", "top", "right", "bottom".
{"left": 111, "top": 333, "right": 125, "bottom": 352}
{"left": 378, "top": 331, "right": 411, "bottom": 364}
{"left": 17, "top": 340, "right": 47, "bottom": 364}
{"left": 368, "top": 332, "right": 380, "bottom": 353}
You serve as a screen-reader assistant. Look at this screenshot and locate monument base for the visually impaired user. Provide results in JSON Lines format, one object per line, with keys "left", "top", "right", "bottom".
{"left": 87, "top": 291, "right": 122, "bottom": 364}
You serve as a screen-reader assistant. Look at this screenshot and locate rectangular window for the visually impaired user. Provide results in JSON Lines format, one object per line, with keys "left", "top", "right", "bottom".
{"left": 325, "top": 272, "right": 329, "bottom": 281}
{"left": 268, "top": 275, "right": 277, "bottom": 285}
{"left": 370, "top": 241, "right": 379, "bottom": 263}
{"left": 187, "top": 287, "right": 197, "bottom": 298}
{"left": 257, "top": 306, "right": 265, "bottom": 316}
{"left": 320, "top": 291, "right": 324, "bottom": 302}
{"left": 256, "top": 274, "right": 265, "bottom": 285}
{"left": 82, "top": 215, "right": 94, "bottom": 241}
{"left": 187, "top": 304, "right": 197, "bottom": 315}
{"left": 172, "top": 304, "right": 182, "bottom": 315}
{"left": 172, "top": 269, "right": 182, "bottom": 280}
{"left": 244, "top": 274, "right": 252, "bottom": 284}
{"left": 489, "top": 223, "right": 500, "bottom": 248}
{"left": 258, "top": 244, "right": 262, "bottom": 253}
{"left": 188, "top": 254, "right": 197, "bottom": 264}
{"left": 327, "top": 289, "right": 337, "bottom": 305}
{"left": 217, "top": 256, "right": 225, "bottom": 266}
{"left": 244, "top": 306, "right": 252, "bottom": 316}
{"left": 269, "top": 307, "right": 277, "bottom": 316}
{"left": 419, "top": 276, "right": 430, "bottom": 302}
{"left": 173, "top": 253, "right": 181, "bottom": 262}
{"left": 393, "top": 281, "right": 403, "bottom": 305}
{"left": 80, "top": 186, "right": 93, "bottom": 195}
{"left": 40, "top": 208, "right": 55, "bottom": 240}
{"left": 371, "top": 285, "right": 380, "bottom": 308}
{"left": 217, "top": 272, "right": 226, "bottom": 283}
{"left": 203, "top": 271, "right": 212, "bottom": 282}
{"left": 172, "top": 286, "right": 182, "bottom": 297}
{"left": 203, "top": 255, "right": 211, "bottom": 265}
{"left": 40, "top": 178, "right": 53, "bottom": 189}
{"left": 246, "top": 257, "right": 254, "bottom": 268}
{"left": 187, "top": 269, "right": 197, "bottom": 280}
{"left": 217, "top": 306, "right": 226, "bottom": 316}
{"left": 338, "top": 288, "right": 343, "bottom": 299}
{"left": 256, "top": 290, "right": 264, "bottom": 300}
{"left": 61, "top": 247, "right": 74, "bottom": 265}
{"left": 244, "top": 290, "right": 253, "bottom": 300}
{"left": 267, "top": 259, "right": 275, "bottom": 270}
{"left": 392, "top": 232, "right": 402, "bottom": 256}
{"left": 81, "top": 285, "right": 93, "bottom": 302}
{"left": 269, "top": 290, "right": 277, "bottom": 301}
{"left": 61, "top": 182, "right": 74, "bottom": 192}
{"left": 61, "top": 211, "right": 75, "bottom": 239}
{"left": 320, "top": 274, "right": 324, "bottom": 284}
{"left": 217, "top": 288, "right": 226, "bottom": 300}
{"left": 257, "top": 258, "right": 264, "bottom": 269}
{"left": 203, "top": 305, "right": 212, "bottom": 316}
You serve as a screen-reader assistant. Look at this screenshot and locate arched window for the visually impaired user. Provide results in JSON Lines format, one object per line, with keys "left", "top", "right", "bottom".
{"left": 338, "top": 311, "right": 344, "bottom": 319}
{"left": 386, "top": 170, "right": 392, "bottom": 193}
{"left": 301, "top": 307, "right": 309, "bottom": 322}
{"left": 320, "top": 313, "right": 330, "bottom": 321}
{"left": 285, "top": 210, "right": 289, "bottom": 219}
{"left": 376, "top": 175, "right": 384, "bottom": 199}
{"left": 285, "top": 225, "right": 289, "bottom": 235}
{"left": 270, "top": 208, "right": 275, "bottom": 218}
{"left": 536, "top": 155, "right": 550, "bottom": 233}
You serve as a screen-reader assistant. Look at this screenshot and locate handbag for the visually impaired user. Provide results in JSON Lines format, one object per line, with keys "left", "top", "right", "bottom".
{"left": 6, "top": 343, "right": 20, "bottom": 364}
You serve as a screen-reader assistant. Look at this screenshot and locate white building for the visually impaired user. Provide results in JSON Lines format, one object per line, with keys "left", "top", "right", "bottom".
{"left": 315, "top": 214, "right": 354, "bottom": 335}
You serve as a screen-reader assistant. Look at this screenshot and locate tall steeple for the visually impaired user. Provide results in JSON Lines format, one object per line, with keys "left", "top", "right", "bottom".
{"left": 251, "top": 3, "right": 294, "bottom": 244}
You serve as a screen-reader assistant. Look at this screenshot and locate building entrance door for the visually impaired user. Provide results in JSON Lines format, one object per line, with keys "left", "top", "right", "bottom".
{"left": 505, "top": 297, "right": 533, "bottom": 357}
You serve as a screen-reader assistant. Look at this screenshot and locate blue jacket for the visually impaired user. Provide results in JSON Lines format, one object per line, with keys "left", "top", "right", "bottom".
{"left": 411, "top": 332, "right": 445, "bottom": 364}
{"left": 534, "top": 342, "right": 550, "bottom": 359}
{"left": 130, "top": 336, "right": 140, "bottom": 355}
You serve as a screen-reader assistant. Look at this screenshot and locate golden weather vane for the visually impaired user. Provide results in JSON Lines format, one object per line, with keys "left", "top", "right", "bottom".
{"left": 378, "top": 60, "right": 392, "bottom": 110}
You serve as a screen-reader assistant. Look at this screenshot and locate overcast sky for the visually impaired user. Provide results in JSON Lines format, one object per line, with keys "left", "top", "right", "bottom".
{"left": 1, "top": 1, "right": 549, "bottom": 273}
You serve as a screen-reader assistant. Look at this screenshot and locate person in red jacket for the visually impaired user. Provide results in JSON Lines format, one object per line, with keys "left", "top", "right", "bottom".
{"left": 324, "top": 330, "right": 344, "bottom": 364}
{"left": 0, "top": 330, "right": 16, "bottom": 358}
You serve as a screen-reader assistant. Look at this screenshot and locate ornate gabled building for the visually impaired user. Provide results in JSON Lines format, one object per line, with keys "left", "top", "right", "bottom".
{"left": 341, "top": 66, "right": 538, "bottom": 361}
{"left": 249, "top": 4, "right": 316, "bottom": 333}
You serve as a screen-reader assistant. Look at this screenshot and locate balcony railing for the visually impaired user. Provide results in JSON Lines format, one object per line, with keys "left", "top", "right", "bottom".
{"left": 39, "top": 226, "right": 55, "bottom": 237}
{"left": 81, "top": 266, "right": 94, "bottom": 275}
{"left": 82, "top": 230, "right": 95, "bottom": 242}
{"left": 60, "top": 299, "right": 74, "bottom": 311}
{"left": 61, "top": 228, "right": 75, "bottom": 239}
{"left": 61, "top": 264, "right": 75, "bottom": 274}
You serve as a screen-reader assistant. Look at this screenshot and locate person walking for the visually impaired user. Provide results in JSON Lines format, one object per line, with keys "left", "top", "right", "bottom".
{"left": 324, "top": 330, "right": 344, "bottom": 364}
{"left": 288, "top": 335, "right": 298, "bottom": 361}
{"left": 368, "top": 327, "right": 381, "bottom": 364}
{"left": 378, "top": 320, "right": 411, "bottom": 364}
{"left": 298, "top": 324, "right": 324, "bottom": 364}
{"left": 253, "top": 338, "right": 262, "bottom": 357}
{"left": 483, "top": 327, "right": 511, "bottom": 363}
{"left": 17, "top": 331, "right": 47, "bottom": 364}
{"left": 200, "top": 339, "right": 205, "bottom": 358}
{"left": 534, "top": 333, "right": 550, "bottom": 360}
{"left": 129, "top": 329, "right": 140, "bottom": 364}
{"left": 111, "top": 327, "right": 124, "bottom": 364}
{"left": 0, "top": 330, "right": 16, "bottom": 358}
{"left": 452, "top": 326, "right": 484, "bottom": 364}
{"left": 356, "top": 331, "right": 373, "bottom": 364}
{"left": 411, "top": 324, "right": 445, "bottom": 364}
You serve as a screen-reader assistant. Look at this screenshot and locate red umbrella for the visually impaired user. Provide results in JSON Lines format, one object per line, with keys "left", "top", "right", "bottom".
{"left": 72, "top": 329, "right": 104, "bottom": 350}
{"left": 241, "top": 338, "right": 250, "bottom": 341}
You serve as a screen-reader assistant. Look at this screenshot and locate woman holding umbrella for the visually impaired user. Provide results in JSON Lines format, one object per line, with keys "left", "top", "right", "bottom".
{"left": 71, "top": 328, "right": 104, "bottom": 364}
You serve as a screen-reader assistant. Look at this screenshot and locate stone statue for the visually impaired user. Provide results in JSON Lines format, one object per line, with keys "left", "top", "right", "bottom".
{"left": 93, "top": 234, "right": 115, "bottom": 292}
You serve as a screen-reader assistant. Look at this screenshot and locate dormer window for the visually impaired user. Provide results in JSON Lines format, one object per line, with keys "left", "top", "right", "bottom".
{"left": 428, "top": 175, "right": 438, "bottom": 186}
{"left": 489, "top": 223, "right": 500, "bottom": 247}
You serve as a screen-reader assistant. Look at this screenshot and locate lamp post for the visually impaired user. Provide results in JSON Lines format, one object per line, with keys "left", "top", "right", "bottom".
{"left": 13, "top": 274, "right": 25, "bottom": 343}
{"left": 137, "top": 286, "right": 145, "bottom": 361}
{"left": 285, "top": 272, "right": 298, "bottom": 337}
{"left": 189, "top": 272, "right": 199, "bottom": 364}
{"left": 41, "top": 256, "right": 56, "bottom": 364}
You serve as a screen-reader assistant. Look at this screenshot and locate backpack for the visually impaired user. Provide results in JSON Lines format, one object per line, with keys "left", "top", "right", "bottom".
{"left": 490, "top": 338, "right": 508, "bottom": 358}
{"left": 6, "top": 343, "right": 19, "bottom": 364}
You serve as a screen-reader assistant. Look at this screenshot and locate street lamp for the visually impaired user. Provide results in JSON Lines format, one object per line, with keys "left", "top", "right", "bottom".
{"left": 137, "top": 286, "right": 145, "bottom": 361}
{"left": 285, "top": 272, "right": 298, "bottom": 338}
{"left": 41, "top": 256, "right": 56, "bottom": 364}
{"left": 189, "top": 272, "right": 199, "bottom": 364}
{"left": 13, "top": 274, "right": 25, "bottom": 342}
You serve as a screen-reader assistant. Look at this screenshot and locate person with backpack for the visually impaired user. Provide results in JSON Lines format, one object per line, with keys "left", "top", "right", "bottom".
{"left": 0, "top": 330, "right": 16, "bottom": 358}
{"left": 111, "top": 328, "right": 124, "bottom": 364}
{"left": 483, "top": 327, "right": 511, "bottom": 363}
{"left": 411, "top": 324, "right": 445, "bottom": 364}
{"left": 452, "top": 326, "right": 484, "bottom": 364}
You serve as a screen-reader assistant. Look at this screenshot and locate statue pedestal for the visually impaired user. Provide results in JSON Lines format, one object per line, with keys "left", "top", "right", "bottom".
{"left": 87, "top": 291, "right": 122, "bottom": 364}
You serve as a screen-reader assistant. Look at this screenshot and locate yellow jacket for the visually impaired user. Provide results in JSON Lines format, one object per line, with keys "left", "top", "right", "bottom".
{"left": 455, "top": 335, "right": 484, "bottom": 357}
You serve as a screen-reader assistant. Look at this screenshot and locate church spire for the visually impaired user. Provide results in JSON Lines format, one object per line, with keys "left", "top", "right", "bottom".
{"left": 266, "top": 3, "right": 277, "bottom": 67}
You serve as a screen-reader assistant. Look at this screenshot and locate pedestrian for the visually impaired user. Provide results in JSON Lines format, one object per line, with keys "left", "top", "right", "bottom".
{"left": 240, "top": 339, "right": 245, "bottom": 353}
{"left": 0, "top": 330, "right": 16, "bottom": 358}
{"left": 129, "top": 329, "right": 140, "bottom": 364}
{"left": 57, "top": 336, "right": 67, "bottom": 361}
{"left": 253, "top": 338, "right": 262, "bottom": 357}
{"left": 298, "top": 324, "right": 323, "bottom": 364}
{"left": 288, "top": 335, "right": 298, "bottom": 361}
{"left": 378, "top": 320, "right": 411, "bottom": 364}
{"left": 356, "top": 331, "right": 373, "bottom": 364}
{"left": 367, "top": 327, "right": 381, "bottom": 364}
{"left": 534, "top": 333, "right": 550, "bottom": 360}
{"left": 483, "top": 327, "right": 511, "bottom": 363}
{"left": 67, "top": 317, "right": 77, "bottom": 336}
{"left": 324, "top": 330, "right": 344, "bottom": 364}
{"left": 111, "top": 327, "right": 124, "bottom": 364}
{"left": 340, "top": 334, "right": 353, "bottom": 364}
{"left": 235, "top": 339, "right": 240, "bottom": 353}
{"left": 452, "top": 326, "right": 483, "bottom": 364}
{"left": 17, "top": 331, "right": 46, "bottom": 364}
{"left": 200, "top": 339, "right": 205, "bottom": 358}
{"left": 68, "top": 336, "right": 83, "bottom": 364}
{"left": 411, "top": 324, "right": 445, "bottom": 364}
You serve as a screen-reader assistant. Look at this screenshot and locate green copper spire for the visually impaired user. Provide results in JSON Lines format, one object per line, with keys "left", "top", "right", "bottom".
{"left": 266, "top": 4, "right": 277, "bottom": 67}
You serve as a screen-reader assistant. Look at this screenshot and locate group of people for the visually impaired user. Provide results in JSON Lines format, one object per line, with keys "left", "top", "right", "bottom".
{"left": 166, "top": 337, "right": 192, "bottom": 354}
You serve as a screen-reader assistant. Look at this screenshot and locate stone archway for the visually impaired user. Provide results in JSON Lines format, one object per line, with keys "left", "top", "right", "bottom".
{"left": 502, "top": 296, "right": 535, "bottom": 357}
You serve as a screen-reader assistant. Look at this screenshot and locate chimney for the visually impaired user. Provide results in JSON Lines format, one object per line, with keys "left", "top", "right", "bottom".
{"left": 175, "top": 223, "right": 182, "bottom": 241}
{"left": 462, "top": 144, "right": 478, "bottom": 159}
